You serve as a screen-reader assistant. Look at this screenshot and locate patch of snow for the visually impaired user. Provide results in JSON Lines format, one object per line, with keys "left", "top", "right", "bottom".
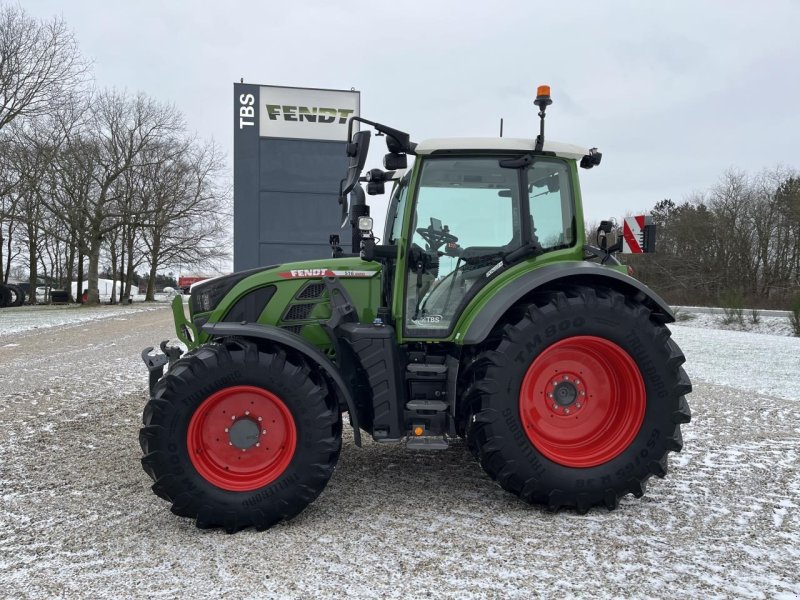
{"left": 670, "top": 323, "right": 800, "bottom": 401}
{"left": 673, "top": 309, "right": 795, "bottom": 337}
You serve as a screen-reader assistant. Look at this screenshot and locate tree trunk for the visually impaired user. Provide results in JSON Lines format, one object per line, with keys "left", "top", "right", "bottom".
{"left": 27, "top": 222, "right": 37, "bottom": 305}
{"left": 109, "top": 241, "right": 118, "bottom": 305}
{"left": 124, "top": 231, "right": 136, "bottom": 301}
{"left": 146, "top": 258, "right": 159, "bottom": 302}
{"left": 3, "top": 229, "right": 12, "bottom": 284}
{"left": 77, "top": 250, "right": 84, "bottom": 304}
{"left": 0, "top": 223, "right": 4, "bottom": 284}
{"left": 65, "top": 234, "right": 76, "bottom": 302}
{"left": 117, "top": 224, "right": 126, "bottom": 303}
{"left": 145, "top": 233, "right": 161, "bottom": 301}
{"left": 87, "top": 233, "right": 101, "bottom": 305}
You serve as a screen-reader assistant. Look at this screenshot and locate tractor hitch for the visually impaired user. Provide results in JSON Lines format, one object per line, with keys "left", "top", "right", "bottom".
{"left": 142, "top": 341, "right": 184, "bottom": 395}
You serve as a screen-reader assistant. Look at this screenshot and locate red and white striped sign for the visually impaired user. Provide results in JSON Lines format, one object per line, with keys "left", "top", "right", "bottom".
{"left": 622, "top": 216, "right": 646, "bottom": 254}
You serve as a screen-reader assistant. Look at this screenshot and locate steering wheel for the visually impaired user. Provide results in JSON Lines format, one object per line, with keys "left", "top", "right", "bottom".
{"left": 416, "top": 225, "right": 458, "bottom": 252}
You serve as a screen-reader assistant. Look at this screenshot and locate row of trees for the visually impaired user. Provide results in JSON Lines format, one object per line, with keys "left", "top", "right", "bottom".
{"left": 0, "top": 4, "right": 229, "bottom": 303}
{"left": 627, "top": 167, "right": 800, "bottom": 309}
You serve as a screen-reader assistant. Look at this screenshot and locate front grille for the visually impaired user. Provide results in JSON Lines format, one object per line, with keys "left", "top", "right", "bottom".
{"left": 296, "top": 282, "right": 326, "bottom": 300}
{"left": 283, "top": 303, "right": 315, "bottom": 321}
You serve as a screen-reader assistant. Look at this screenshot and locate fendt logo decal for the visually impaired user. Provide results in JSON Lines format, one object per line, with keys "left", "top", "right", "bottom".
{"left": 277, "top": 269, "right": 375, "bottom": 279}
{"left": 265, "top": 105, "right": 354, "bottom": 125}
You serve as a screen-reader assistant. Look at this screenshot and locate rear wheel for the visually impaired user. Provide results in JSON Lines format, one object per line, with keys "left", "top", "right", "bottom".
{"left": 140, "top": 339, "right": 342, "bottom": 532}
{"left": 464, "top": 285, "right": 691, "bottom": 513}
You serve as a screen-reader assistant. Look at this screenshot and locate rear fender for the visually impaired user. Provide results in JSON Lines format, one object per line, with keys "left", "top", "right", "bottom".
{"left": 462, "top": 261, "right": 674, "bottom": 345}
{"left": 201, "top": 321, "right": 361, "bottom": 446}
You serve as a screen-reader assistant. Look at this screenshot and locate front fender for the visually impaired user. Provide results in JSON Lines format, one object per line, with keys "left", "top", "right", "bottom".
{"left": 171, "top": 295, "right": 199, "bottom": 349}
{"left": 201, "top": 321, "right": 361, "bottom": 447}
{"left": 460, "top": 261, "right": 675, "bottom": 345}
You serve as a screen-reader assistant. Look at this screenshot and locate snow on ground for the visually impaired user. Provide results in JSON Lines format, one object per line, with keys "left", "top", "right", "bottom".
{"left": 670, "top": 324, "right": 800, "bottom": 401}
{"left": 0, "top": 304, "right": 165, "bottom": 338}
{"left": 0, "top": 308, "right": 798, "bottom": 598}
{"left": 673, "top": 309, "right": 796, "bottom": 337}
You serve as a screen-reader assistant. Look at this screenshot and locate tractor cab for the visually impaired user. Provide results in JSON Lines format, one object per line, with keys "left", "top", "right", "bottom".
{"left": 339, "top": 86, "right": 603, "bottom": 342}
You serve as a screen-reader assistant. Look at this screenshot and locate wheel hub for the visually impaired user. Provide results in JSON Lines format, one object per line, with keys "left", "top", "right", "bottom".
{"left": 546, "top": 374, "right": 586, "bottom": 415}
{"left": 228, "top": 417, "right": 261, "bottom": 450}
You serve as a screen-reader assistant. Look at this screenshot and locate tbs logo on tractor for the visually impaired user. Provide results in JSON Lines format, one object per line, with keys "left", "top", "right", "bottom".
{"left": 140, "top": 85, "right": 691, "bottom": 532}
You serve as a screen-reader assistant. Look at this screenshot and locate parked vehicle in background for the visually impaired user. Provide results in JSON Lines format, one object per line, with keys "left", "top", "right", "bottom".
{"left": 70, "top": 280, "right": 139, "bottom": 303}
{"left": 178, "top": 276, "right": 208, "bottom": 294}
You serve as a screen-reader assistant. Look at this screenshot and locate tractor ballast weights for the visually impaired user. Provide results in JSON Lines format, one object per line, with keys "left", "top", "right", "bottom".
{"left": 140, "top": 85, "right": 691, "bottom": 532}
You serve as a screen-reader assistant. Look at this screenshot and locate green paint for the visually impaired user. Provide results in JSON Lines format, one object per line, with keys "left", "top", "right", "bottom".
{"left": 171, "top": 295, "right": 198, "bottom": 349}
{"left": 188, "top": 256, "right": 382, "bottom": 350}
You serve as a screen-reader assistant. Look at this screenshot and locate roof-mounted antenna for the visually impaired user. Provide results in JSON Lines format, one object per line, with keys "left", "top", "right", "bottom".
{"left": 534, "top": 85, "right": 552, "bottom": 152}
{"left": 499, "top": 118, "right": 504, "bottom": 138}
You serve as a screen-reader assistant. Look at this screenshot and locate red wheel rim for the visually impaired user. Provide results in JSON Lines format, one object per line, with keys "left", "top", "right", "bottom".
{"left": 519, "top": 336, "right": 645, "bottom": 468}
{"left": 187, "top": 385, "right": 297, "bottom": 491}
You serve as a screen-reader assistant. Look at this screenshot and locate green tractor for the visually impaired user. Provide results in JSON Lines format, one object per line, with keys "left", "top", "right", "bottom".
{"left": 140, "top": 86, "right": 691, "bottom": 532}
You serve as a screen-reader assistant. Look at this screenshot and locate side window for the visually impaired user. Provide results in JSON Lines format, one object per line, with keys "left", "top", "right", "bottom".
{"left": 527, "top": 160, "right": 574, "bottom": 249}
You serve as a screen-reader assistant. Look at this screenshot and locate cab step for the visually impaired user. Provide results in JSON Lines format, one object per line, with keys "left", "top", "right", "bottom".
{"left": 406, "top": 436, "right": 449, "bottom": 451}
{"left": 405, "top": 400, "right": 448, "bottom": 412}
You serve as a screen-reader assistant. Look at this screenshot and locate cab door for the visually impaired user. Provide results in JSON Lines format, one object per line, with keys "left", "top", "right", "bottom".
{"left": 400, "top": 156, "right": 524, "bottom": 339}
{"left": 398, "top": 155, "right": 578, "bottom": 341}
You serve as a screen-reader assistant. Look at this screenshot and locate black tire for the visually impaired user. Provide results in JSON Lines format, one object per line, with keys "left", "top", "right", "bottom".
{"left": 0, "top": 284, "right": 10, "bottom": 308}
{"left": 7, "top": 284, "right": 25, "bottom": 307}
{"left": 464, "top": 284, "right": 691, "bottom": 513}
{"left": 139, "top": 339, "right": 342, "bottom": 532}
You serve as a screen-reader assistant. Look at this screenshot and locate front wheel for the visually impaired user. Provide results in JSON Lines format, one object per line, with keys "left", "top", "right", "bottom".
{"left": 139, "top": 340, "right": 342, "bottom": 532}
{"left": 465, "top": 285, "right": 691, "bottom": 513}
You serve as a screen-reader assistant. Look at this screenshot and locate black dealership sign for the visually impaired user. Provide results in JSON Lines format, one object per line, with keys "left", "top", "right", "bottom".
{"left": 233, "top": 83, "right": 360, "bottom": 271}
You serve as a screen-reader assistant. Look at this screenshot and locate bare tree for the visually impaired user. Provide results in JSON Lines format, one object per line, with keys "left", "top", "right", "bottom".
{"left": 140, "top": 137, "right": 229, "bottom": 299}
{"left": 79, "top": 89, "right": 183, "bottom": 304}
{"left": 636, "top": 166, "right": 800, "bottom": 309}
{"left": 0, "top": 5, "right": 89, "bottom": 132}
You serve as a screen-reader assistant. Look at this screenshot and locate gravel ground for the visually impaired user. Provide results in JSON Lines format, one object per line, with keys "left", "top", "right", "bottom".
{"left": 0, "top": 306, "right": 798, "bottom": 599}
{"left": 0, "top": 303, "right": 165, "bottom": 337}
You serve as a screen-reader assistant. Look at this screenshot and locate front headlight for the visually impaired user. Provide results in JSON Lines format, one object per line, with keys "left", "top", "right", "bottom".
{"left": 190, "top": 272, "right": 251, "bottom": 315}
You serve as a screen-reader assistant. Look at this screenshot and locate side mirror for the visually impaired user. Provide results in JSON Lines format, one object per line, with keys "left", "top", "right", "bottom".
{"left": 341, "top": 130, "right": 371, "bottom": 197}
{"left": 339, "top": 130, "right": 371, "bottom": 224}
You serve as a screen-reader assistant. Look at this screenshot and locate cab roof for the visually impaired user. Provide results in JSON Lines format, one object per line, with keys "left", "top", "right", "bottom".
{"left": 414, "top": 138, "right": 589, "bottom": 160}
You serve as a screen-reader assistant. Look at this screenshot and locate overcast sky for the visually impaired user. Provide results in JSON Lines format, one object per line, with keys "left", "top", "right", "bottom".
{"left": 26, "top": 0, "right": 800, "bottom": 226}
